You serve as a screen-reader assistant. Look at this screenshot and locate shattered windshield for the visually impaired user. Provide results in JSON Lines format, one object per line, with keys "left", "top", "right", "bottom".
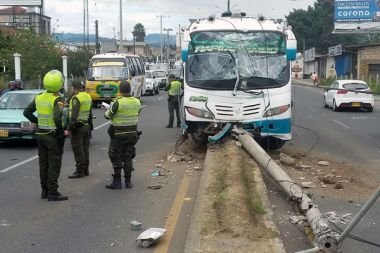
{"left": 0, "top": 93, "right": 37, "bottom": 109}
{"left": 186, "top": 31, "right": 289, "bottom": 90}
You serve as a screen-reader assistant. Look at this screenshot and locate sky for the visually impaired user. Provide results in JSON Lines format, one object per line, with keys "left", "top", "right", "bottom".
{"left": 43, "top": 0, "right": 316, "bottom": 40}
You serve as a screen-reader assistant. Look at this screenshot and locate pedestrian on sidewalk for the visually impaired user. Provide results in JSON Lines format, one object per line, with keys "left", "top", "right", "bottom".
{"left": 104, "top": 80, "right": 142, "bottom": 189}
{"left": 67, "top": 79, "right": 93, "bottom": 179}
{"left": 23, "top": 70, "right": 68, "bottom": 201}
{"left": 311, "top": 72, "right": 319, "bottom": 86}
{"left": 165, "top": 74, "right": 182, "bottom": 128}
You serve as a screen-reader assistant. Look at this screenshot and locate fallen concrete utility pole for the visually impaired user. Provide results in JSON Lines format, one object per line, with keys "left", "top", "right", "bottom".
{"left": 232, "top": 128, "right": 340, "bottom": 253}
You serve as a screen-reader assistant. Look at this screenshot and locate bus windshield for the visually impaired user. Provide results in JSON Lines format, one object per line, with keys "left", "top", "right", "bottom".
{"left": 87, "top": 58, "right": 128, "bottom": 81}
{"left": 186, "top": 31, "right": 289, "bottom": 90}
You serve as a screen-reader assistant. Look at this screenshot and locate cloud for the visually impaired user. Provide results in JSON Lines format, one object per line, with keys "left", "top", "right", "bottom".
{"left": 44, "top": 0, "right": 315, "bottom": 39}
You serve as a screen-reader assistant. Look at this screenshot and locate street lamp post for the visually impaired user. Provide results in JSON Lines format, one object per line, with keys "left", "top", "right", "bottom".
{"left": 164, "top": 28, "right": 173, "bottom": 70}
{"left": 156, "top": 15, "right": 170, "bottom": 62}
{"left": 132, "top": 32, "right": 136, "bottom": 55}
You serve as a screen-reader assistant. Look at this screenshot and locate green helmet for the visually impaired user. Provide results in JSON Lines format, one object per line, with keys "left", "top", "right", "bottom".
{"left": 43, "top": 70, "right": 64, "bottom": 92}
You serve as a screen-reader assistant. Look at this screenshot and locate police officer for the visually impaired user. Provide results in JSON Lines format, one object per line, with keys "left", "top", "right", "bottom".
{"left": 67, "top": 79, "right": 93, "bottom": 178}
{"left": 104, "top": 80, "right": 141, "bottom": 189}
{"left": 0, "top": 80, "right": 23, "bottom": 96}
{"left": 165, "top": 74, "right": 182, "bottom": 128}
{"left": 23, "top": 70, "right": 68, "bottom": 201}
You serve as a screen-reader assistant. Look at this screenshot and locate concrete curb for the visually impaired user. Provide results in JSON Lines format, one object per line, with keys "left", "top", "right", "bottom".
{"left": 184, "top": 145, "right": 286, "bottom": 253}
{"left": 183, "top": 147, "right": 211, "bottom": 253}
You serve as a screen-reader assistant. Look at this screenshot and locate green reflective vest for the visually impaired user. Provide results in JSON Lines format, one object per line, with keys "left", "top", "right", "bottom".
{"left": 35, "top": 92, "right": 59, "bottom": 130}
{"left": 112, "top": 97, "right": 141, "bottom": 127}
{"left": 168, "top": 81, "right": 181, "bottom": 96}
{"left": 69, "top": 91, "right": 92, "bottom": 123}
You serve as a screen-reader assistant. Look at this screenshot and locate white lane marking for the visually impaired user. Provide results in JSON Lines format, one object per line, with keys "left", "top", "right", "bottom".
{"left": 307, "top": 107, "right": 317, "bottom": 112}
{"left": 94, "top": 121, "right": 110, "bottom": 130}
{"left": 351, "top": 116, "right": 376, "bottom": 120}
{"left": 0, "top": 155, "right": 38, "bottom": 173}
{"left": 333, "top": 120, "right": 351, "bottom": 129}
{"left": 0, "top": 120, "right": 120, "bottom": 173}
{"left": 157, "top": 96, "right": 164, "bottom": 101}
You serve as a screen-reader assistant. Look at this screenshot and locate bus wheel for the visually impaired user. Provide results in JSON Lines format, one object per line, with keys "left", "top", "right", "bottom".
{"left": 258, "top": 136, "right": 286, "bottom": 151}
{"left": 190, "top": 130, "right": 208, "bottom": 145}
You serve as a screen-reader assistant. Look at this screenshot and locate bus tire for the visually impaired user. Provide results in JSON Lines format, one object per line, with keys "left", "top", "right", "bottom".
{"left": 190, "top": 131, "right": 208, "bottom": 145}
{"left": 258, "top": 136, "right": 286, "bottom": 151}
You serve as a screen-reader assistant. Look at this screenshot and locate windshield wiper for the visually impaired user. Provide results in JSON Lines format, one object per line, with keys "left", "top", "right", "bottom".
{"left": 227, "top": 50, "right": 239, "bottom": 96}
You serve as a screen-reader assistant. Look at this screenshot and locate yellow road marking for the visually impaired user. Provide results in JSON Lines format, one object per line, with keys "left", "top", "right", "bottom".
{"left": 154, "top": 173, "right": 192, "bottom": 253}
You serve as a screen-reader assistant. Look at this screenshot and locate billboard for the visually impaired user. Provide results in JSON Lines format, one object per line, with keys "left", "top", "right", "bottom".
{"left": 334, "top": 0, "right": 380, "bottom": 33}
{"left": 328, "top": 45, "right": 343, "bottom": 56}
{"left": 304, "top": 47, "right": 315, "bottom": 62}
{"left": 0, "top": 0, "right": 42, "bottom": 6}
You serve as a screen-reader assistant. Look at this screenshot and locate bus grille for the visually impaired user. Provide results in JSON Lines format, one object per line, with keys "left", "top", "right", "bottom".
{"left": 214, "top": 103, "right": 261, "bottom": 118}
{"left": 100, "top": 87, "right": 116, "bottom": 92}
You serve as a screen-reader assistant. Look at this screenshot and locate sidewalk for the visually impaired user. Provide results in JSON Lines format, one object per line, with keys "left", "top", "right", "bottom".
{"left": 292, "top": 78, "right": 380, "bottom": 101}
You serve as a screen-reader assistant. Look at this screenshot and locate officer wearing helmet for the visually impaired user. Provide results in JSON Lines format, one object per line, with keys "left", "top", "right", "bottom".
{"left": 104, "top": 80, "right": 141, "bottom": 189}
{"left": 23, "top": 70, "right": 69, "bottom": 201}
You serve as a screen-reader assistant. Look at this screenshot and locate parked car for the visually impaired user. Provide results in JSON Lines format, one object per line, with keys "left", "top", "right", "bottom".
{"left": 0, "top": 89, "right": 44, "bottom": 141}
{"left": 323, "top": 80, "right": 374, "bottom": 112}
{"left": 144, "top": 70, "right": 160, "bottom": 95}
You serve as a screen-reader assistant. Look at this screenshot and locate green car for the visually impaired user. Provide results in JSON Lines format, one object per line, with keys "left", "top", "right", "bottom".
{"left": 0, "top": 89, "right": 44, "bottom": 141}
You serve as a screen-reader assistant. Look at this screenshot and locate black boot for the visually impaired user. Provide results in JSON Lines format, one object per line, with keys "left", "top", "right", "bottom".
{"left": 47, "top": 191, "right": 68, "bottom": 201}
{"left": 105, "top": 174, "right": 122, "bottom": 189}
{"left": 124, "top": 175, "right": 133, "bottom": 188}
{"left": 84, "top": 168, "right": 89, "bottom": 176}
{"left": 41, "top": 189, "right": 48, "bottom": 199}
{"left": 68, "top": 171, "right": 85, "bottom": 179}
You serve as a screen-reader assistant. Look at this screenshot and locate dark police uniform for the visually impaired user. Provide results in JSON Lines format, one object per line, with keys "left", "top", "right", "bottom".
{"left": 165, "top": 80, "right": 182, "bottom": 128}
{"left": 23, "top": 91, "right": 67, "bottom": 200}
{"left": 105, "top": 95, "right": 141, "bottom": 189}
{"left": 68, "top": 91, "right": 93, "bottom": 178}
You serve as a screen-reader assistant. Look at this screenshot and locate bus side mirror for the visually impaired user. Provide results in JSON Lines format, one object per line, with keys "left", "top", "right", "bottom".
{"left": 286, "top": 39, "right": 297, "bottom": 61}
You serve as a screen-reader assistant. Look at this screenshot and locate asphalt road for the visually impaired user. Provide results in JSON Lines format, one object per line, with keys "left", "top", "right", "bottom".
{"left": 265, "top": 84, "right": 380, "bottom": 253}
{"left": 0, "top": 92, "right": 200, "bottom": 253}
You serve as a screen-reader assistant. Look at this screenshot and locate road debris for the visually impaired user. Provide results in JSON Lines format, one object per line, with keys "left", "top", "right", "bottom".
{"left": 280, "top": 153, "right": 295, "bottom": 166}
{"left": 130, "top": 220, "right": 142, "bottom": 231}
{"left": 301, "top": 182, "right": 316, "bottom": 188}
{"left": 147, "top": 185, "right": 163, "bottom": 190}
{"left": 136, "top": 228, "right": 167, "bottom": 248}
{"left": 318, "top": 161, "right": 330, "bottom": 166}
{"left": 319, "top": 175, "right": 337, "bottom": 184}
{"left": 295, "top": 164, "right": 312, "bottom": 170}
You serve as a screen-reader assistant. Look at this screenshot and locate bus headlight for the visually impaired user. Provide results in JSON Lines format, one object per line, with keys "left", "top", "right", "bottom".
{"left": 186, "top": 107, "right": 214, "bottom": 119}
{"left": 263, "top": 104, "right": 290, "bottom": 117}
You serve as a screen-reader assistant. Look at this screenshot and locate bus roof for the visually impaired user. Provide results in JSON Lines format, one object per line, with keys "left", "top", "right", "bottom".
{"left": 189, "top": 14, "right": 284, "bottom": 34}
{"left": 91, "top": 53, "right": 140, "bottom": 59}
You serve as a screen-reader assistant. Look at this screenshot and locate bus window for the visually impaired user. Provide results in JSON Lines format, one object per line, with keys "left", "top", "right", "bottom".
{"left": 138, "top": 58, "right": 145, "bottom": 74}
{"left": 127, "top": 57, "right": 137, "bottom": 77}
{"left": 131, "top": 57, "right": 141, "bottom": 75}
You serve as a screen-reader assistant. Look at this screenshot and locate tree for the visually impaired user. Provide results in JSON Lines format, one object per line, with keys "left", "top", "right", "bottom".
{"left": 133, "top": 23, "right": 146, "bottom": 42}
{"left": 0, "top": 27, "right": 93, "bottom": 89}
{"left": 286, "top": 0, "right": 379, "bottom": 53}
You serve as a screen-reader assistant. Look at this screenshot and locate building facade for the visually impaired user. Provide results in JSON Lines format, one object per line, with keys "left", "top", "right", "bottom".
{"left": 0, "top": 6, "right": 50, "bottom": 35}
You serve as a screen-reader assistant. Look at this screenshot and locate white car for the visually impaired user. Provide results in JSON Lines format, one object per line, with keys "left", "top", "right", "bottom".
{"left": 323, "top": 80, "right": 374, "bottom": 112}
{"left": 144, "top": 70, "right": 160, "bottom": 95}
